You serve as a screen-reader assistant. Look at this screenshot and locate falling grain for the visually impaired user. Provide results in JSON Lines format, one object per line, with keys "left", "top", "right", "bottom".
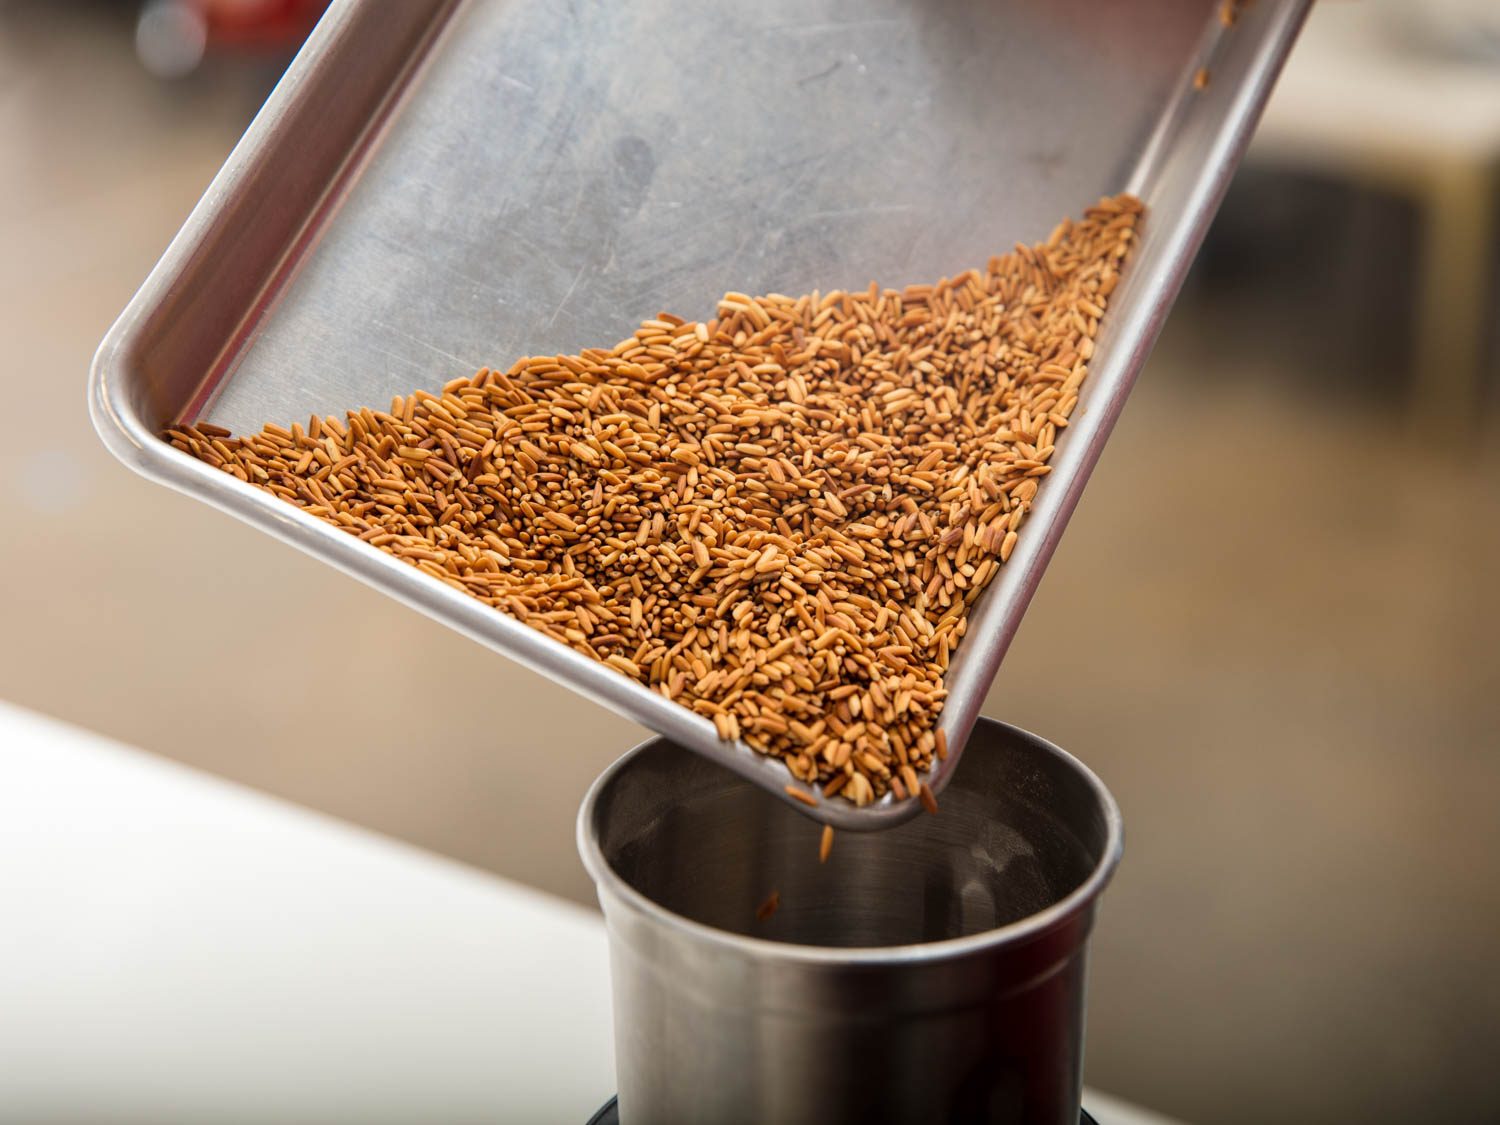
{"left": 1219, "top": 0, "right": 1249, "bottom": 28}
{"left": 755, "top": 890, "right": 781, "bottom": 922}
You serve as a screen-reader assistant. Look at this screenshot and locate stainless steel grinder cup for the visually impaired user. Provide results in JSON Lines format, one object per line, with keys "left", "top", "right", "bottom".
{"left": 577, "top": 717, "right": 1123, "bottom": 1125}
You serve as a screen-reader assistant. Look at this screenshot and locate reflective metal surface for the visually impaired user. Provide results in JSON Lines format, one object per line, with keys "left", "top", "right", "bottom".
{"left": 90, "top": 0, "right": 1308, "bottom": 827}
{"left": 578, "top": 717, "right": 1123, "bottom": 1125}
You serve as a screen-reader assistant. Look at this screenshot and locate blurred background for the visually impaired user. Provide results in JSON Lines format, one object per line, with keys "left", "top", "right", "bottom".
{"left": 2, "top": 1, "right": 1498, "bottom": 1122}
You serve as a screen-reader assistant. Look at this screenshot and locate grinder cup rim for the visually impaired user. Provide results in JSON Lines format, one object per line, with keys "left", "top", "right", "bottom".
{"left": 577, "top": 717, "right": 1124, "bottom": 965}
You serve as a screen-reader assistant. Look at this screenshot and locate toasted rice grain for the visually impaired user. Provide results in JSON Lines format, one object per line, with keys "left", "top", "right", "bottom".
{"left": 755, "top": 890, "right": 780, "bottom": 922}
{"left": 167, "top": 195, "right": 1141, "bottom": 807}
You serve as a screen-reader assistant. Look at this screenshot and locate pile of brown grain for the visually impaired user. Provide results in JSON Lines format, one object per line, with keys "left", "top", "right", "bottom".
{"left": 168, "top": 194, "right": 1140, "bottom": 806}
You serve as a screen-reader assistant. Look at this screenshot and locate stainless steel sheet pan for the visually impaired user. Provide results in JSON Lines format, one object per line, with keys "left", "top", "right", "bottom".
{"left": 91, "top": 0, "right": 1308, "bottom": 828}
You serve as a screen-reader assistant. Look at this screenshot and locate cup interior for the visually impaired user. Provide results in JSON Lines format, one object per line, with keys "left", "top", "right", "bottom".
{"left": 588, "top": 720, "right": 1117, "bottom": 948}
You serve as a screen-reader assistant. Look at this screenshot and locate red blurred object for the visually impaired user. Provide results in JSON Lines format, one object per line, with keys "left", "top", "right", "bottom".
{"left": 191, "top": 0, "right": 329, "bottom": 52}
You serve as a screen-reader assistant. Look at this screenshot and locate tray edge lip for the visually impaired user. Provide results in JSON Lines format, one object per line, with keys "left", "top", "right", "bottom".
{"left": 932, "top": 0, "right": 1314, "bottom": 755}
{"left": 86, "top": 0, "right": 373, "bottom": 477}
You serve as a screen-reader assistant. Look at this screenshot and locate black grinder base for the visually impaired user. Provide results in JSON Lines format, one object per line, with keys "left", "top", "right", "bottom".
{"left": 588, "top": 1097, "right": 1102, "bottom": 1124}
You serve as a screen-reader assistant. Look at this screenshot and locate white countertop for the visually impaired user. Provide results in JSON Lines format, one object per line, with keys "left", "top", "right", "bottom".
{"left": 0, "top": 700, "right": 1181, "bottom": 1125}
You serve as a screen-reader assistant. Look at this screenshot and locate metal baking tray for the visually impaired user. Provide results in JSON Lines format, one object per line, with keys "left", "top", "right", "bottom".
{"left": 91, "top": 0, "right": 1307, "bottom": 829}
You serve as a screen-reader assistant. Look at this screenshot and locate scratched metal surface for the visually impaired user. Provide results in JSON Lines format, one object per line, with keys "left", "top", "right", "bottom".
{"left": 211, "top": 0, "right": 1208, "bottom": 430}
{"left": 92, "top": 0, "right": 1308, "bottom": 828}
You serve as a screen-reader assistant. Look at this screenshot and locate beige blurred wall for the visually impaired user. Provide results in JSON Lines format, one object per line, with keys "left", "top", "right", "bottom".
{"left": 1, "top": 5, "right": 1496, "bottom": 1124}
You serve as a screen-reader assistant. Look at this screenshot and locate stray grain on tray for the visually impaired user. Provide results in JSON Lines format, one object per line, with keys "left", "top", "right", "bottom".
{"left": 169, "top": 194, "right": 1141, "bottom": 807}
